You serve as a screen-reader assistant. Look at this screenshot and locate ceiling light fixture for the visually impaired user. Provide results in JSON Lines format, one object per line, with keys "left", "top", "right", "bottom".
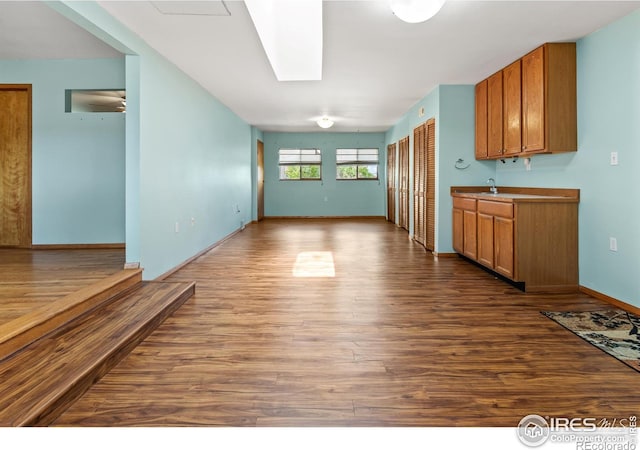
{"left": 317, "top": 117, "right": 334, "bottom": 129}
{"left": 245, "top": 0, "right": 323, "bottom": 81}
{"left": 389, "top": 0, "right": 446, "bottom": 24}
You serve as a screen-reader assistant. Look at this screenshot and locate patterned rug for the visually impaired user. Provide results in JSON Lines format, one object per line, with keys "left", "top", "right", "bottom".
{"left": 542, "top": 309, "right": 640, "bottom": 373}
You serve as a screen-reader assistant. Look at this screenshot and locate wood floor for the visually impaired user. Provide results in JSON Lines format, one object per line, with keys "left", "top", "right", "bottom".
{"left": 0, "top": 249, "right": 124, "bottom": 326}
{"left": 50, "top": 219, "right": 638, "bottom": 426}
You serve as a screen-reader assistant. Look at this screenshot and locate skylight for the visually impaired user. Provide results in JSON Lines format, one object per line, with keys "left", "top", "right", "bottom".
{"left": 244, "top": 0, "right": 323, "bottom": 81}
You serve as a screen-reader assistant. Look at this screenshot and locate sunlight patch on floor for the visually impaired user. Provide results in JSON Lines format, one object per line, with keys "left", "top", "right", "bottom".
{"left": 292, "top": 251, "right": 335, "bottom": 277}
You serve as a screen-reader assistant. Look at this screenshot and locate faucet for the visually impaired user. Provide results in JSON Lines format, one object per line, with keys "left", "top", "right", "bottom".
{"left": 487, "top": 178, "right": 498, "bottom": 194}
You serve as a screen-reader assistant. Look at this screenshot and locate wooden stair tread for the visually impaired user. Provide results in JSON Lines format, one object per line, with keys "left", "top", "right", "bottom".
{"left": 0, "top": 268, "right": 143, "bottom": 361}
{"left": 0, "top": 280, "right": 195, "bottom": 426}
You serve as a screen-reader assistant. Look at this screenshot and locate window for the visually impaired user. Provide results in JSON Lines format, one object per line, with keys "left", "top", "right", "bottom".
{"left": 279, "top": 149, "right": 322, "bottom": 180}
{"left": 64, "top": 89, "right": 126, "bottom": 113}
{"left": 336, "top": 148, "right": 379, "bottom": 180}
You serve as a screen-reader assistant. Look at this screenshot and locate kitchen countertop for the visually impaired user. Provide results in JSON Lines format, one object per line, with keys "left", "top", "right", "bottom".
{"left": 450, "top": 186, "right": 580, "bottom": 203}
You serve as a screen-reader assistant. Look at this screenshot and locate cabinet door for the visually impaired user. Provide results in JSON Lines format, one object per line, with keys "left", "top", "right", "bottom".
{"left": 463, "top": 210, "right": 477, "bottom": 260}
{"left": 475, "top": 80, "right": 488, "bottom": 159}
{"left": 452, "top": 208, "right": 463, "bottom": 254}
{"left": 494, "top": 217, "right": 514, "bottom": 278}
{"left": 487, "top": 71, "right": 503, "bottom": 158}
{"left": 503, "top": 59, "right": 522, "bottom": 156}
{"left": 477, "top": 213, "right": 494, "bottom": 268}
{"left": 522, "top": 46, "right": 545, "bottom": 152}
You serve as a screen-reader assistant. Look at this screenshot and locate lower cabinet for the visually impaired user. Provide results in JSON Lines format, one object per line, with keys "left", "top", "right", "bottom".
{"left": 452, "top": 197, "right": 477, "bottom": 260}
{"left": 452, "top": 208, "right": 463, "bottom": 254}
{"left": 477, "top": 212, "right": 494, "bottom": 268}
{"left": 463, "top": 210, "right": 477, "bottom": 260}
{"left": 477, "top": 200, "right": 514, "bottom": 279}
{"left": 451, "top": 189, "right": 579, "bottom": 292}
{"left": 494, "top": 216, "right": 514, "bottom": 278}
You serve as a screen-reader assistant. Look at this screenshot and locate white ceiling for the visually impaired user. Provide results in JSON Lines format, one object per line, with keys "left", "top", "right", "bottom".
{"left": 0, "top": 1, "right": 122, "bottom": 59}
{"left": 2, "top": 1, "right": 640, "bottom": 133}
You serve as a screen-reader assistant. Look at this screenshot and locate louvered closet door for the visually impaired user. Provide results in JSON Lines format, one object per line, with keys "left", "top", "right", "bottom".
{"left": 386, "top": 143, "right": 396, "bottom": 223}
{"left": 398, "top": 137, "right": 410, "bottom": 231}
{"left": 425, "top": 119, "right": 436, "bottom": 251}
{"left": 413, "top": 123, "right": 427, "bottom": 246}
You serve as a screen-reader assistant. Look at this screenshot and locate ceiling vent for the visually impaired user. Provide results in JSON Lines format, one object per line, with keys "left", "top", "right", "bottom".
{"left": 151, "top": 1, "right": 231, "bottom": 16}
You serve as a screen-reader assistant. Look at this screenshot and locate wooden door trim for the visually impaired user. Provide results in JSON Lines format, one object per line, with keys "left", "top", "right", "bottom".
{"left": 1, "top": 84, "right": 32, "bottom": 248}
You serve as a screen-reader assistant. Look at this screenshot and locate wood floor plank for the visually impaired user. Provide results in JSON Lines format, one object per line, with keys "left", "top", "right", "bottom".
{"left": 0, "top": 281, "right": 194, "bottom": 426}
{"left": 52, "top": 218, "right": 640, "bottom": 426}
{"left": 0, "top": 249, "right": 124, "bottom": 326}
{"left": 0, "top": 269, "right": 142, "bottom": 360}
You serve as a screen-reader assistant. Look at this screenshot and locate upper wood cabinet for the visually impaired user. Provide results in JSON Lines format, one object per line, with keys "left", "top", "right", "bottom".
{"left": 487, "top": 71, "right": 503, "bottom": 158}
{"left": 523, "top": 43, "right": 577, "bottom": 153}
{"left": 474, "top": 80, "right": 488, "bottom": 159}
{"left": 474, "top": 42, "right": 576, "bottom": 160}
{"left": 502, "top": 59, "right": 522, "bottom": 156}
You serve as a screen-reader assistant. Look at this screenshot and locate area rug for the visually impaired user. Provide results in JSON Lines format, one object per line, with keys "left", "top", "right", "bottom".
{"left": 542, "top": 310, "right": 640, "bottom": 373}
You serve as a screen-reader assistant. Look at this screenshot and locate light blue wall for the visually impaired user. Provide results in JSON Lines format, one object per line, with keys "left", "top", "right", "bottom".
{"left": 438, "top": 85, "right": 495, "bottom": 252}
{"left": 264, "top": 132, "right": 386, "bottom": 217}
{"left": 53, "top": 1, "right": 253, "bottom": 279}
{"left": 138, "top": 50, "right": 251, "bottom": 278}
{"left": 384, "top": 86, "right": 493, "bottom": 249}
{"left": 496, "top": 9, "right": 640, "bottom": 306}
{"left": 125, "top": 55, "right": 141, "bottom": 263}
{"left": 0, "top": 58, "right": 126, "bottom": 245}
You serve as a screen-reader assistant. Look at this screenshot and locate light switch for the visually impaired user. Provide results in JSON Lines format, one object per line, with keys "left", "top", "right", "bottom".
{"left": 610, "top": 151, "right": 619, "bottom": 166}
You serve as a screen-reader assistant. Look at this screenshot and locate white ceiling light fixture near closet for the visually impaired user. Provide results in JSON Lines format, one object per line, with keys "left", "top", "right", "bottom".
{"left": 390, "top": 0, "right": 446, "bottom": 23}
{"left": 244, "top": 0, "right": 323, "bottom": 81}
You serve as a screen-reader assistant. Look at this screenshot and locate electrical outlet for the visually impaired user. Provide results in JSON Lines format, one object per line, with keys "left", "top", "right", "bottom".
{"left": 609, "top": 237, "right": 617, "bottom": 252}
{"left": 610, "top": 151, "right": 619, "bottom": 166}
{"left": 191, "top": 217, "right": 195, "bottom": 226}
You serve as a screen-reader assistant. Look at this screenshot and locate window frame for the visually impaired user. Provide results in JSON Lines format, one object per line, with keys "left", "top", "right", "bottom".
{"left": 335, "top": 148, "right": 379, "bottom": 181}
{"left": 278, "top": 148, "right": 322, "bottom": 181}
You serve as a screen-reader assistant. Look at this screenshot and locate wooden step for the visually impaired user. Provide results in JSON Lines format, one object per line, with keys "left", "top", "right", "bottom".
{"left": 0, "top": 268, "right": 143, "bottom": 361}
{"left": 0, "top": 280, "right": 195, "bottom": 426}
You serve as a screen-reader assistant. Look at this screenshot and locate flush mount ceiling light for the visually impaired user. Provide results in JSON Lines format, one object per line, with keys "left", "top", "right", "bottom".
{"left": 317, "top": 117, "right": 334, "bottom": 129}
{"left": 389, "top": 0, "right": 446, "bottom": 24}
{"left": 245, "top": 0, "right": 323, "bottom": 81}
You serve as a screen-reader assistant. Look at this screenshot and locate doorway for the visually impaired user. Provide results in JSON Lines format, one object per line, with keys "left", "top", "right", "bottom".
{"left": 0, "top": 85, "right": 32, "bottom": 248}
{"left": 386, "top": 143, "right": 396, "bottom": 224}
{"left": 257, "top": 139, "right": 265, "bottom": 221}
